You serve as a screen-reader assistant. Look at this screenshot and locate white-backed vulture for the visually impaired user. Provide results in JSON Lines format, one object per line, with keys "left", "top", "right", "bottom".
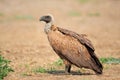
{"left": 39, "top": 15, "right": 103, "bottom": 74}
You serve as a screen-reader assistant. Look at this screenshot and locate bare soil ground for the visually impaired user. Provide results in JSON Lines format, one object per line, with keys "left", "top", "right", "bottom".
{"left": 0, "top": 0, "right": 120, "bottom": 80}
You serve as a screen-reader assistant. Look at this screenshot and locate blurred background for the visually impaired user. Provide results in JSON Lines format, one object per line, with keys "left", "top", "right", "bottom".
{"left": 0, "top": 0, "right": 120, "bottom": 80}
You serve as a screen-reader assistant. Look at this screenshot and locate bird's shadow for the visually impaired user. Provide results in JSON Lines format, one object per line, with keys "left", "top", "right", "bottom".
{"left": 47, "top": 70, "right": 94, "bottom": 76}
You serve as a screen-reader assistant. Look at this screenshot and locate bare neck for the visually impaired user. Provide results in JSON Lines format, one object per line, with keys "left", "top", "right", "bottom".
{"left": 44, "top": 22, "right": 52, "bottom": 34}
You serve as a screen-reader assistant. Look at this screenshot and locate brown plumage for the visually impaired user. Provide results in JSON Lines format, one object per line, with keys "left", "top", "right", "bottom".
{"left": 40, "top": 15, "right": 103, "bottom": 74}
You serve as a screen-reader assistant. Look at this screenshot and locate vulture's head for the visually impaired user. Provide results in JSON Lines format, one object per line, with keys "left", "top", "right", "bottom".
{"left": 40, "top": 15, "right": 53, "bottom": 23}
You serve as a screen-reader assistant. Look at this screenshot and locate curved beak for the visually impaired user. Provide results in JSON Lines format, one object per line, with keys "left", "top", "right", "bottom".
{"left": 39, "top": 16, "right": 45, "bottom": 21}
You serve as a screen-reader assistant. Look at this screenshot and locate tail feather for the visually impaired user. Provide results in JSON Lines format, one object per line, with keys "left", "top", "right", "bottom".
{"left": 87, "top": 47, "right": 103, "bottom": 74}
{"left": 91, "top": 55, "right": 103, "bottom": 74}
{"left": 91, "top": 53, "right": 103, "bottom": 74}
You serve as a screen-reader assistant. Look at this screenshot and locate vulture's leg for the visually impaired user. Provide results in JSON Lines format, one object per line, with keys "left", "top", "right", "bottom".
{"left": 65, "top": 64, "right": 71, "bottom": 73}
{"left": 63, "top": 59, "right": 71, "bottom": 73}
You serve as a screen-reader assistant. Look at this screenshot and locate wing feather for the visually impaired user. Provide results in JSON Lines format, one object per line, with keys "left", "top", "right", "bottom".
{"left": 57, "top": 27, "right": 95, "bottom": 51}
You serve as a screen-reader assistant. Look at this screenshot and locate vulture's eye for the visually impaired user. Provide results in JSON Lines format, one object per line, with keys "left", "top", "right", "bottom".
{"left": 45, "top": 16, "right": 51, "bottom": 19}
